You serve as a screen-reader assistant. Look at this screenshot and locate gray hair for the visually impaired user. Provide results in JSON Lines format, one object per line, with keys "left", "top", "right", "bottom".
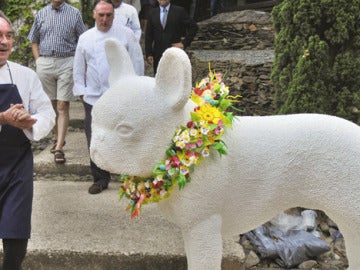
{"left": 0, "top": 10, "right": 13, "bottom": 30}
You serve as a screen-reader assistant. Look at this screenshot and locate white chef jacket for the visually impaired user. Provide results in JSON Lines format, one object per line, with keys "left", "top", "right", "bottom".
{"left": 123, "top": 0, "right": 141, "bottom": 13}
{"left": 0, "top": 61, "right": 56, "bottom": 141}
{"left": 114, "top": 2, "right": 142, "bottom": 41}
{"left": 72, "top": 24, "right": 144, "bottom": 106}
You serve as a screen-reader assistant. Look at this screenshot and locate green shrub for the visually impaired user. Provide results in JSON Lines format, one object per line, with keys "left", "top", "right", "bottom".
{"left": 271, "top": 0, "right": 360, "bottom": 124}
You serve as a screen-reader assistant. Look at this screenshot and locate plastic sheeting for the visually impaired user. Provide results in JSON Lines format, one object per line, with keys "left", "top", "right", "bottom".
{"left": 244, "top": 211, "right": 330, "bottom": 268}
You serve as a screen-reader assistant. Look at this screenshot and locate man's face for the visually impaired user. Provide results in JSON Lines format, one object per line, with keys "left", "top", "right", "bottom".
{"left": 93, "top": 1, "right": 114, "bottom": 32}
{"left": 51, "top": 0, "right": 65, "bottom": 8}
{"left": 0, "top": 17, "right": 13, "bottom": 67}
{"left": 111, "top": 0, "right": 122, "bottom": 8}
{"left": 158, "top": 0, "right": 170, "bottom": 8}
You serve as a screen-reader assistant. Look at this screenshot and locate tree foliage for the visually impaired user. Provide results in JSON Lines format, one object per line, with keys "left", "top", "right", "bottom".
{"left": 80, "top": 0, "right": 94, "bottom": 27}
{"left": 2, "top": 0, "right": 46, "bottom": 66}
{"left": 271, "top": 0, "right": 360, "bottom": 124}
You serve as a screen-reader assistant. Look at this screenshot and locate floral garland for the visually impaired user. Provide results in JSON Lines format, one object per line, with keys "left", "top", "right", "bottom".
{"left": 119, "top": 68, "right": 239, "bottom": 218}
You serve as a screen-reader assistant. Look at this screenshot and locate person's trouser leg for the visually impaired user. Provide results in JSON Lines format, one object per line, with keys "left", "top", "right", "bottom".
{"left": 190, "top": 0, "right": 196, "bottom": 19}
{"left": 83, "top": 102, "right": 110, "bottom": 187}
{"left": 210, "top": 0, "right": 216, "bottom": 16}
{"left": 2, "top": 239, "right": 28, "bottom": 270}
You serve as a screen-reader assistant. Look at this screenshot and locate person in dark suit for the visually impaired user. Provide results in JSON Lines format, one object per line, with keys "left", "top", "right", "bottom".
{"left": 145, "top": 0, "right": 198, "bottom": 75}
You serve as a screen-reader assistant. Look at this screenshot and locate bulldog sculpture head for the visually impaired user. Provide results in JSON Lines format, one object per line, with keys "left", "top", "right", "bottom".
{"left": 90, "top": 39, "right": 360, "bottom": 270}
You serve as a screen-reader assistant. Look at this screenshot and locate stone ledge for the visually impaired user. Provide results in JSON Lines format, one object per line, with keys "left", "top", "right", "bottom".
{"left": 191, "top": 10, "right": 274, "bottom": 51}
{"left": 18, "top": 252, "right": 247, "bottom": 270}
{"left": 189, "top": 49, "right": 274, "bottom": 65}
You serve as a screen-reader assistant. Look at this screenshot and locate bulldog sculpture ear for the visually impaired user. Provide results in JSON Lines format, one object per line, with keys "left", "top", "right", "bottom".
{"left": 155, "top": 47, "right": 192, "bottom": 111}
{"left": 105, "top": 38, "right": 136, "bottom": 86}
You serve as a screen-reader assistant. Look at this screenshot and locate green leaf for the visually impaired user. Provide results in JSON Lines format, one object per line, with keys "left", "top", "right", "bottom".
{"left": 176, "top": 174, "right": 187, "bottom": 189}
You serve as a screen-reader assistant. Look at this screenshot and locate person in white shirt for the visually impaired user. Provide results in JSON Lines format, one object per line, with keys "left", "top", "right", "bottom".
{"left": 112, "top": 0, "right": 142, "bottom": 41}
{"left": 73, "top": 0, "right": 144, "bottom": 195}
{"left": 0, "top": 11, "right": 55, "bottom": 270}
{"left": 124, "top": 0, "right": 141, "bottom": 13}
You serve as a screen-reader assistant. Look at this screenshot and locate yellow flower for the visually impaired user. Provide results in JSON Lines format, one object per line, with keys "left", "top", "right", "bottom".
{"left": 182, "top": 155, "right": 197, "bottom": 166}
{"left": 137, "top": 183, "right": 146, "bottom": 193}
{"left": 175, "top": 140, "right": 186, "bottom": 149}
{"left": 196, "top": 104, "right": 222, "bottom": 124}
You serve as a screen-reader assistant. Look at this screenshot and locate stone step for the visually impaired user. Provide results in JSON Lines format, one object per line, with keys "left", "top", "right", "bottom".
{"left": 69, "top": 99, "right": 85, "bottom": 130}
{"left": 34, "top": 131, "right": 91, "bottom": 176}
{"left": 34, "top": 100, "right": 89, "bottom": 176}
{"left": 23, "top": 180, "right": 244, "bottom": 269}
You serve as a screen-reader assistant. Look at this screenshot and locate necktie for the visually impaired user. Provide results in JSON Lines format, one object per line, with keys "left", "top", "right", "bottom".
{"left": 161, "top": 8, "right": 168, "bottom": 29}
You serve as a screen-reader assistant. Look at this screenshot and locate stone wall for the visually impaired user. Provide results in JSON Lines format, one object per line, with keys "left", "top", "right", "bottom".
{"left": 191, "top": 10, "right": 274, "bottom": 51}
{"left": 188, "top": 10, "right": 276, "bottom": 116}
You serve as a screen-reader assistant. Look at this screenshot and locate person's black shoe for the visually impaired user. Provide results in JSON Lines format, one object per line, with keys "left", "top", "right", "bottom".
{"left": 88, "top": 183, "right": 107, "bottom": 194}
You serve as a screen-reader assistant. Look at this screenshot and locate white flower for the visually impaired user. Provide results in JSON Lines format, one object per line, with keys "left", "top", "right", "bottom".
{"left": 173, "top": 135, "right": 180, "bottom": 143}
{"left": 180, "top": 166, "right": 189, "bottom": 175}
{"left": 202, "top": 147, "right": 210, "bottom": 157}
{"left": 180, "top": 134, "right": 190, "bottom": 143}
{"left": 200, "top": 127, "right": 210, "bottom": 135}
{"left": 202, "top": 89, "right": 213, "bottom": 97}
{"left": 220, "top": 83, "right": 229, "bottom": 95}
{"left": 190, "top": 128, "right": 198, "bottom": 137}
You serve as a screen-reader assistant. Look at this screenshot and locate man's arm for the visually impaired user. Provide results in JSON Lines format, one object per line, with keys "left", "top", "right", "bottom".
{"left": 129, "top": 8, "right": 142, "bottom": 41}
{"left": 145, "top": 9, "right": 155, "bottom": 59}
{"left": 126, "top": 29, "right": 145, "bottom": 76}
{"left": 31, "top": 43, "right": 40, "bottom": 60}
{"left": 181, "top": 9, "right": 198, "bottom": 49}
{"left": 72, "top": 40, "right": 87, "bottom": 99}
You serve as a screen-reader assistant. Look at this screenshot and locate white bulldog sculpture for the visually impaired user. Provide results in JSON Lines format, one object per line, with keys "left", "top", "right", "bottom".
{"left": 90, "top": 39, "right": 360, "bottom": 270}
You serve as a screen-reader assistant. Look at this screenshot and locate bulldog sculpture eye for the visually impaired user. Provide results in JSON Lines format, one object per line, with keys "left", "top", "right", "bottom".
{"left": 115, "top": 123, "right": 134, "bottom": 137}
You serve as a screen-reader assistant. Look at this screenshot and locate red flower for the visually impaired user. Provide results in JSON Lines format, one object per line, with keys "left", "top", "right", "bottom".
{"left": 169, "top": 156, "right": 181, "bottom": 167}
{"left": 193, "top": 106, "right": 200, "bottom": 112}
{"left": 194, "top": 87, "right": 204, "bottom": 96}
{"left": 187, "top": 121, "right": 195, "bottom": 128}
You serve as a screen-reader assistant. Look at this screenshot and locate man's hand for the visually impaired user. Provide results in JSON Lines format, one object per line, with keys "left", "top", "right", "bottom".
{"left": 172, "top": 42, "right": 184, "bottom": 49}
{"left": 0, "top": 104, "right": 37, "bottom": 129}
{"left": 146, "top": 56, "right": 154, "bottom": 65}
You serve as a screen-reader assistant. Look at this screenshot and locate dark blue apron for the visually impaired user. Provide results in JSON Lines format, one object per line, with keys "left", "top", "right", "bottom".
{"left": 0, "top": 63, "right": 33, "bottom": 239}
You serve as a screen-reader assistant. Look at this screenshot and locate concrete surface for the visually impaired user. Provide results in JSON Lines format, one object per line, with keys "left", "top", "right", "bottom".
{"left": 14, "top": 100, "right": 246, "bottom": 269}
